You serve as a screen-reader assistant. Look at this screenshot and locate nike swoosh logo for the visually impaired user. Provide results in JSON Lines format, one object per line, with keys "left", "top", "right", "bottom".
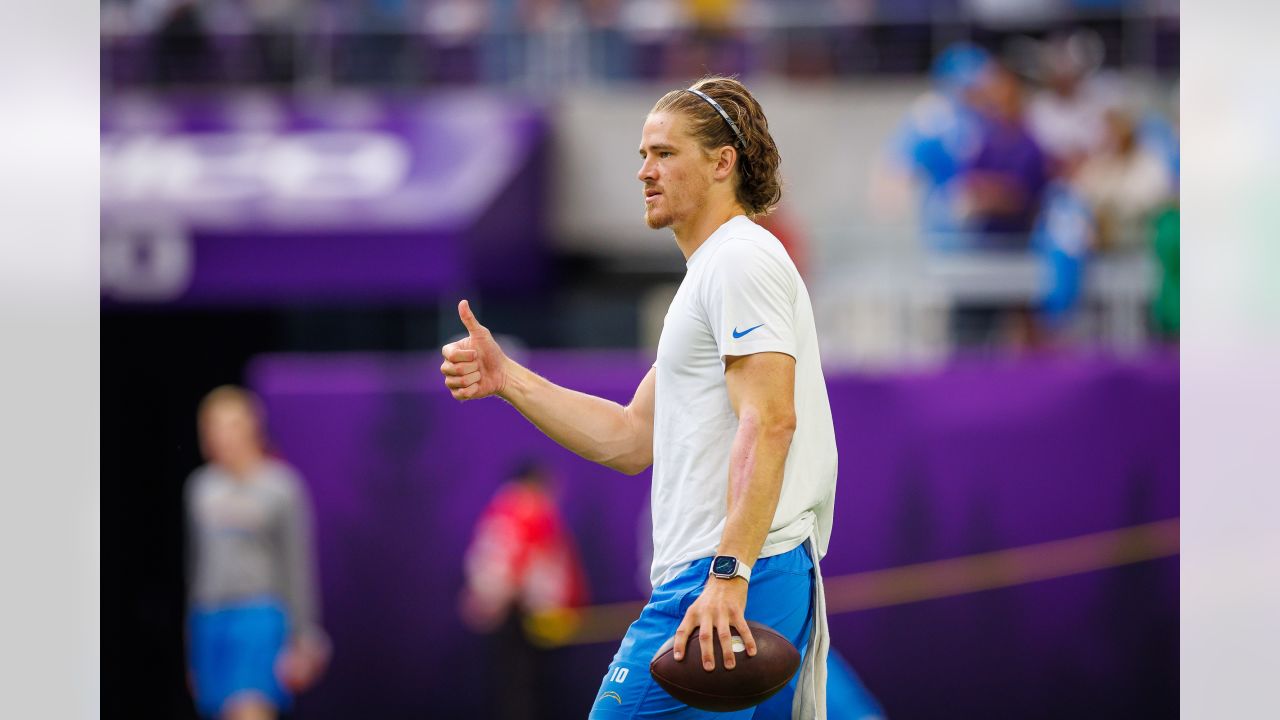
{"left": 732, "top": 323, "right": 765, "bottom": 339}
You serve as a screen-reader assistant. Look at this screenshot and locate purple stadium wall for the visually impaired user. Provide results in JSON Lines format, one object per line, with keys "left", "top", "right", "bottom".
{"left": 248, "top": 351, "right": 1179, "bottom": 719}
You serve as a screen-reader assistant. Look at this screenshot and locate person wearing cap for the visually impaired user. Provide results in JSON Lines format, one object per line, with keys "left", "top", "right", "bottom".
{"left": 440, "top": 76, "right": 850, "bottom": 719}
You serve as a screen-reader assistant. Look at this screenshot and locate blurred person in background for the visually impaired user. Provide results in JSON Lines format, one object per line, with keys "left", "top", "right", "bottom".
{"left": 957, "top": 60, "right": 1049, "bottom": 248}
{"left": 950, "top": 60, "right": 1052, "bottom": 349}
{"left": 1027, "top": 172, "right": 1097, "bottom": 342}
{"left": 1071, "top": 107, "right": 1175, "bottom": 254}
{"left": 340, "top": 0, "right": 414, "bottom": 83}
{"left": 1006, "top": 30, "right": 1109, "bottom": 343}
{"left": 1138, "top": 81, "right": 1180, "bottom": 187}
{"left": 151, "top": 0, "right": 218, "bottom": 85}
{"left": 583, "top": 0, "right": 628, "bottom": 81}
{"left": 1020, "top": 29, "right": 1118, "bottom": 178}
{"left": 460, "top": 459, "right": 590, "bottom": 720}
{"left": 876, "top": 43, "right": 1050, "bottom": 251}
{"left": 873, "top": 42, "right": 991, "bottom": 246}
{"left": 480, "top": 0, "right": 524, "bottom": 83}
{"left": 441, "top": 76, "right": 848, "bottom": 719}
{"left": 243, "top": 0, "right": 305, "bottom": 84}
{"left": 671, "top": 0, "right": 746, "bottom": 78}
{"left": 1149, "top": 202, "right": 1179, "bottom": 340}
{"left": 186, "top": 386, "right": 330, "bottom": 720}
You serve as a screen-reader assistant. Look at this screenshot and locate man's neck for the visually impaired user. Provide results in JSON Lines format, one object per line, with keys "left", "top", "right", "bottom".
{"left": 221, "top": 452, "right": 266, "bottom": 481}
{"left": 673, "top": 200, "right": 748, "bottom": 261}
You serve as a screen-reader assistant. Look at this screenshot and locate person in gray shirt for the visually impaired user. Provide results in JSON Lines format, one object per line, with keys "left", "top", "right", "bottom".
{"left": 186, "top": 386, "right": 329, "bottom": 720}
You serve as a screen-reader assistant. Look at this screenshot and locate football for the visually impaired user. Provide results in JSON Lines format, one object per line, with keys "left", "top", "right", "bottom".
{"left": 648, "top": 620, "right": 801, "bottom": 712}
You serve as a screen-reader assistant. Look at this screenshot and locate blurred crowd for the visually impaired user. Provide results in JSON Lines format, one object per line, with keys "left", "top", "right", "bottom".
{"left": 879, "top": 32, "right": 1179, "bottom": 348}
{"left": 99, "top": 2, "right": 1179, "bottom": 356}
{"left": 101, "top": 0, "right": 1177, "bottom": 88}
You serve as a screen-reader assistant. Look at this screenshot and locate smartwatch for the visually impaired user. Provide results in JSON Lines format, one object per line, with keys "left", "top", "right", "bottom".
{"left": 710, "top": 555, "right": 752, "bottom": 583}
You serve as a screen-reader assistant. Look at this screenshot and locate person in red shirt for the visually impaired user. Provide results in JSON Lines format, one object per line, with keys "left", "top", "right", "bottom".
{"left": 459, "top": 460, "right": 590, "bottom": 720}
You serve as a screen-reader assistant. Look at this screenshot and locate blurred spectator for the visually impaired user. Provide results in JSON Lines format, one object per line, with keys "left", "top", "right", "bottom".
{"left": 460, "top": 460, "right": 589, "bottom": 720}
{"left": 583, "top": 0, "right": 629, "bottom": 81}
{"left": 952, "top": 61, "right": 1051, "bottom": 349}
{"left": 670, "top": 0, "right": 747, "bottom": 78}
{"left": 1072, "top": 108, "right": 1175, "bottom": 253}
{"left": 480, "top": 0, "right": 532, "bottom": 84}
{"left": 685, "top": 0, "right": 736, "bottom": 29}
{"left": 244, "top": 0, "right": 306, "bottom": 84}
{"left": 1021, "top": 29, "right": 1120, "bottom": 176}
{"left": 958, "top": 61, "right": 1049, "bottom": 247}
{"left": 186, "top": 386, "right": 330, "bottom": 720}
{"left": 337, "top": 0, "right": 414, "bottom": 83}
{"left": 1138, "top": 83, "right": 1180, "bottom": 186}
{"left": 421, "top": 0, "right": 488, "bottom": 83}
{"left": 1030, "top": 179, "right": 1096, "bottom": 335}
{"left": 874, "top": 42, "right": 991, "bottom": 243}
{"left": 876, "top": 45, "right": 1053, "bottom": 351}
{"left": 618, "top": 0, "right": 688, "bottom": 81}
{"left": 1150, "top": 204, "right": 1179, "bottom": 339}
{"left": 152, "top": 0, "right": 218, "bottom": 85}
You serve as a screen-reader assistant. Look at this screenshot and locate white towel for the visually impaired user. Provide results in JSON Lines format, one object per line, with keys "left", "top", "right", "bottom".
{"left": 791, "top": 534, "right": 828, "bottom": 720}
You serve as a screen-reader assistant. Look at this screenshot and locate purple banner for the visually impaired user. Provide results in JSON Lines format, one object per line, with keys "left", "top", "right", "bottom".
{"left": 101, "top": 93, "right": 550, "bottom": 305}
{"left": 248, "top": 352, "right": 1178, "bottom": 718}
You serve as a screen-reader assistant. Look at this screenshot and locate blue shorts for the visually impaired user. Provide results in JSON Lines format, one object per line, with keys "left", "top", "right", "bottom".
{"left": 188, "top": 598, "right": 292, "bottom": 718}
{"left": 589, "top": 545, "right": 815, "bottom": 719}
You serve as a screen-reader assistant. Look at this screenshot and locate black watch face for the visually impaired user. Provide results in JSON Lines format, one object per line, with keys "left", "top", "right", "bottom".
{"left": 713, "top": 556, "right": 737, "bottom": 575}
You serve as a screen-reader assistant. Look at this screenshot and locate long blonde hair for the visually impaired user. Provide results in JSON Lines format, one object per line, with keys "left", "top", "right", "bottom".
{"left": 650, "top": 76, "right": 783, "bottom": 218}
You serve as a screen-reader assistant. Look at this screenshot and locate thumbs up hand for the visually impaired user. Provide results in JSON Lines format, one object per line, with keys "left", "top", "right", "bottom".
{"left": 440, "top": 299, "right": 510, "bottom": 401}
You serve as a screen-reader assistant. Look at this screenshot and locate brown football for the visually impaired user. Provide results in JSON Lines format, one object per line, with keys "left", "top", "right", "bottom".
{"left": 648, "top": 620, "right": 801, "bottom": 712}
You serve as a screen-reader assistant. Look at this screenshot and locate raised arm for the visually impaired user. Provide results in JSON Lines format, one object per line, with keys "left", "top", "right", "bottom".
{"left": 440, "top": 300, "right": 655, "bottom": 475}
{"left": 670, "top": 350, "right": 797, "bottom": 671}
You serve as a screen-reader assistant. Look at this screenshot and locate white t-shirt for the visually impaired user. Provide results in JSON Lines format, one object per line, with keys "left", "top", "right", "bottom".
{"left": 649, "top": 215, "right": 838, "bottom": 588}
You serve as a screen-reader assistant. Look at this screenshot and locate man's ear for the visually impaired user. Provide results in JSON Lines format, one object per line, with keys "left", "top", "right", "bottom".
{"left": 713, "top": 146, "right": 738, "bottom": 181}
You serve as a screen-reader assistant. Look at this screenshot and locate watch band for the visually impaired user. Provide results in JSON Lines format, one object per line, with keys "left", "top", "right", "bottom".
{"left": 710, "top": 555, "right": 752, "bottom": 583}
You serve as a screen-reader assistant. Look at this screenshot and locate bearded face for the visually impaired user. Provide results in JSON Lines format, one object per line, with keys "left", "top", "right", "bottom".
{"left": 637, "top": 112, "right": 715, "bottom": 231}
